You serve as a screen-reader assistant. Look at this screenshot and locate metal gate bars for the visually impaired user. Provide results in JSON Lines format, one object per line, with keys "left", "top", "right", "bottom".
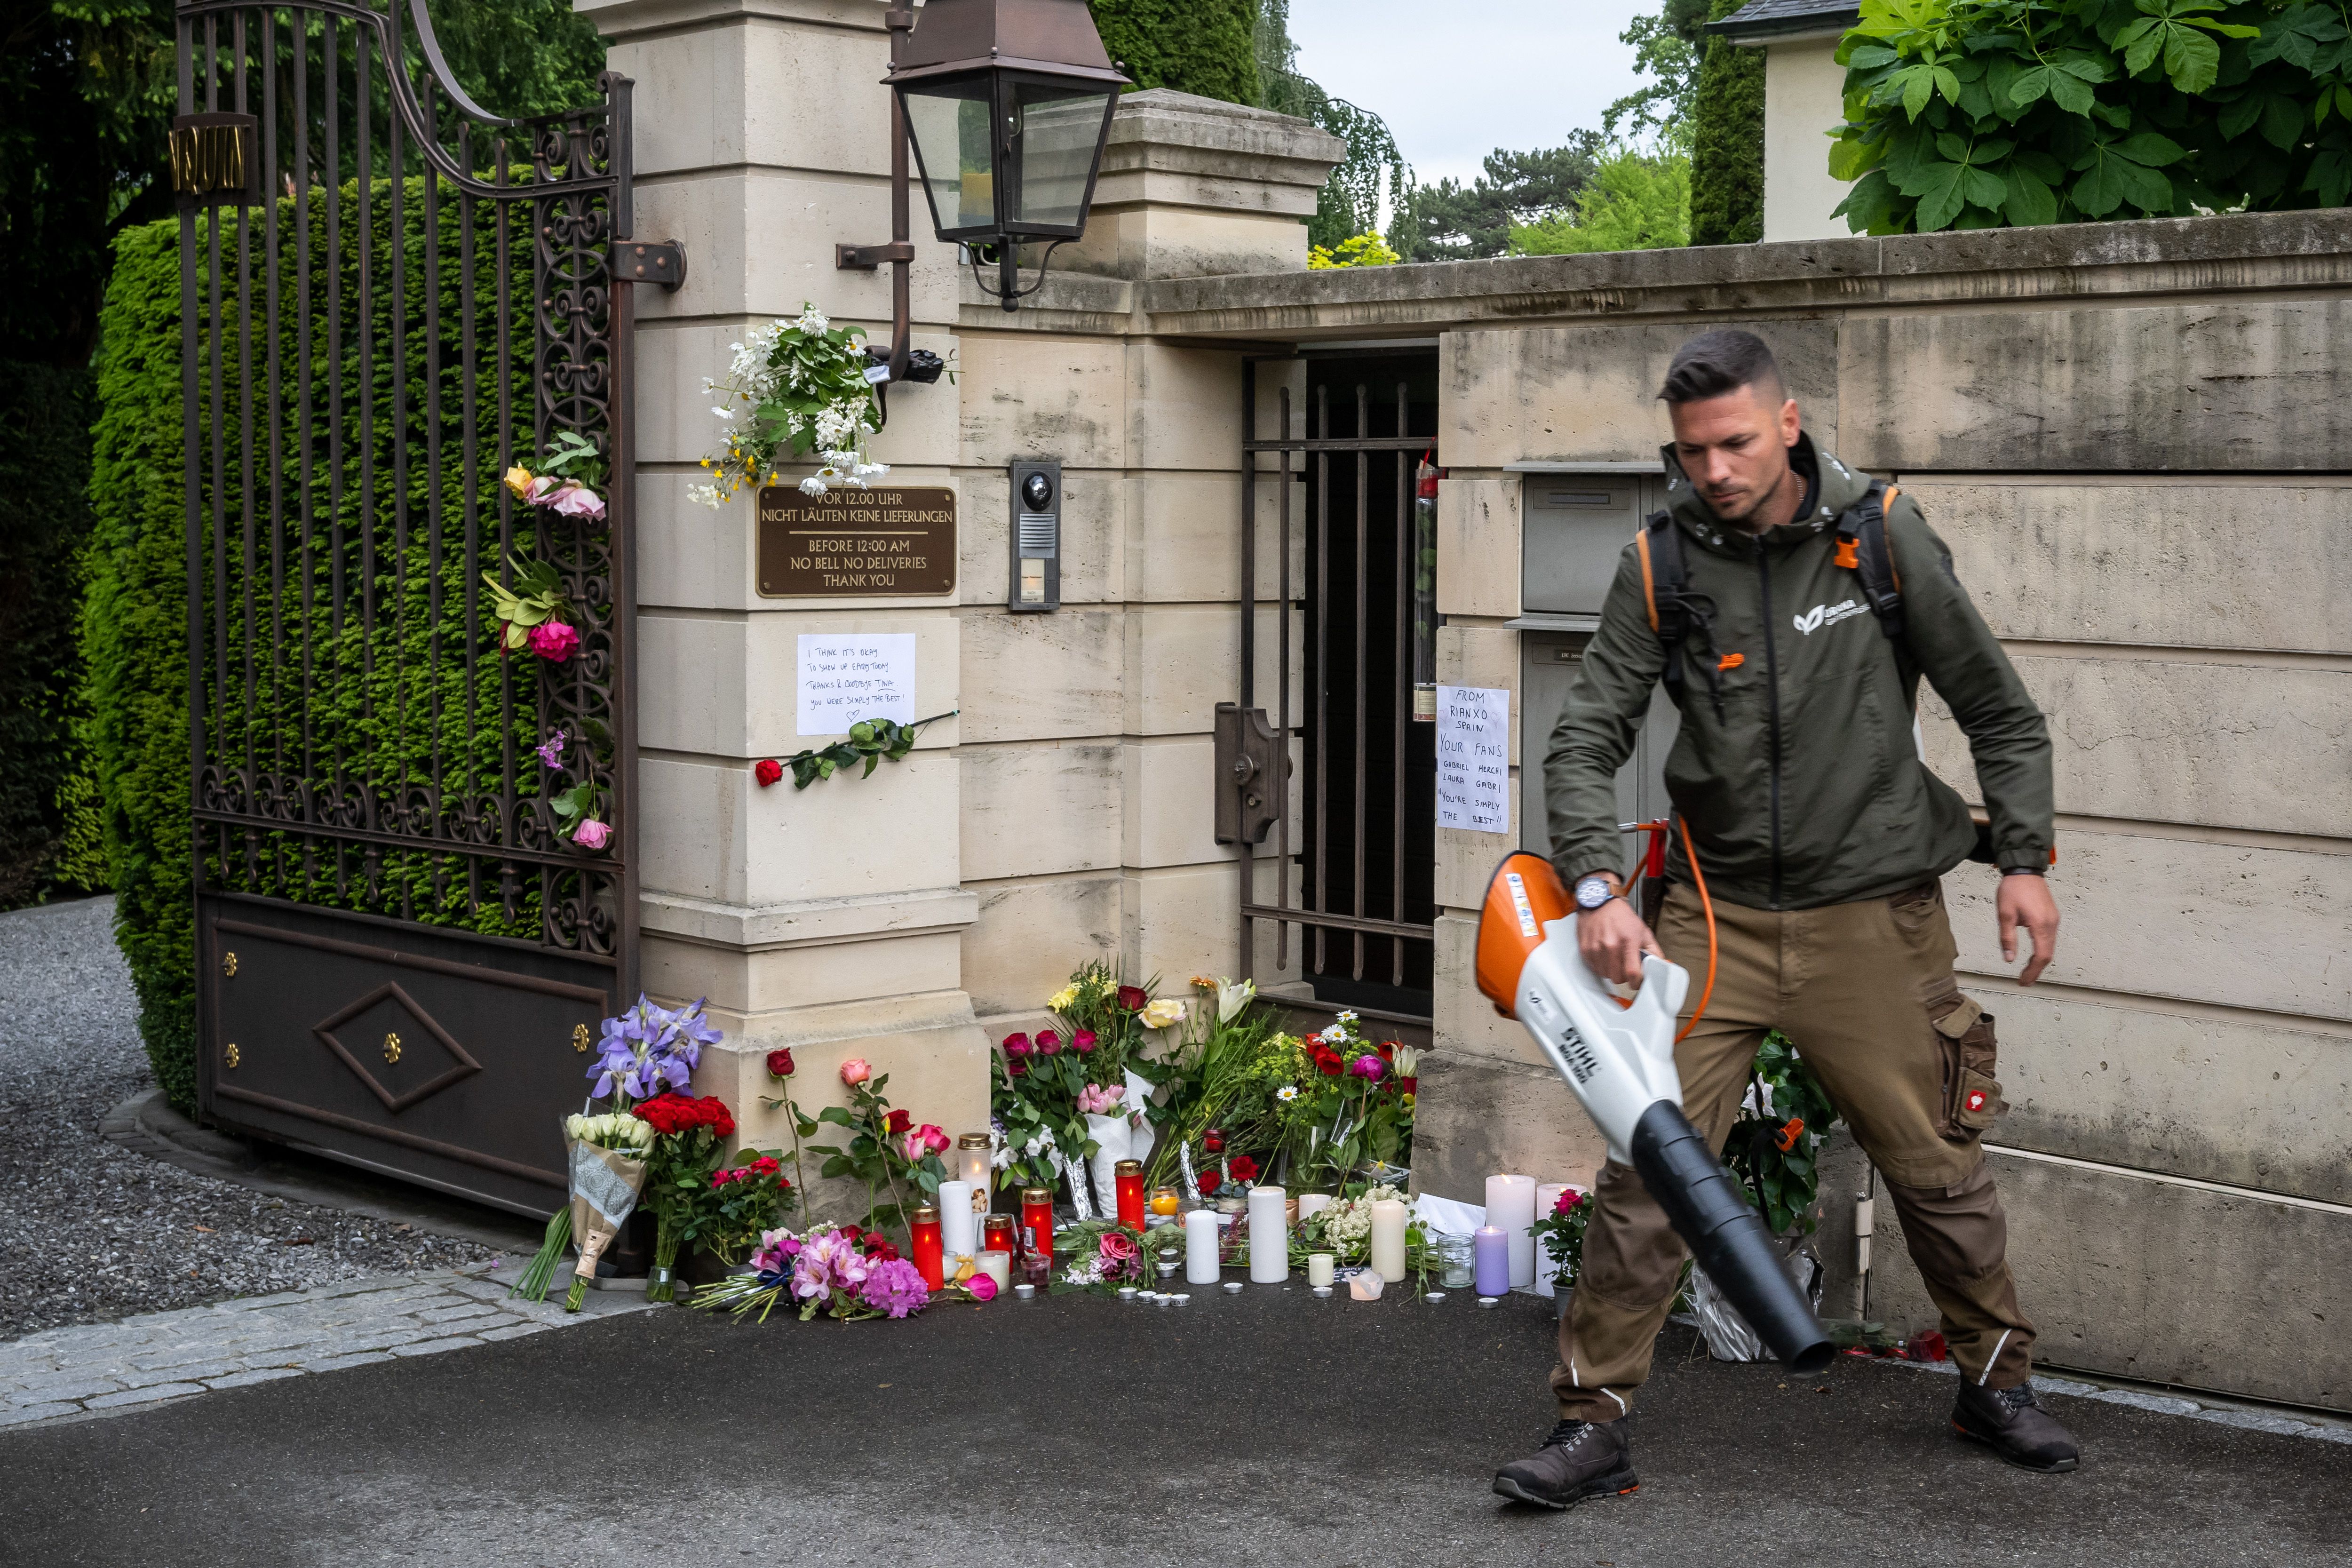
{"left": 1221, "top": 352, "right": 1439, "bottom": 1014}
{"left": 175, "top": 0, "right": 677, "bottom": 1213}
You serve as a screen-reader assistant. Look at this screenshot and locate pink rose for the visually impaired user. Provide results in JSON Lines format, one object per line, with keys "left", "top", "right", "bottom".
{"left": 901, "top": 1130, "right": 930, "bottom": 1164}
{"left": 1001, "top": 1033, "right": 1033, "bottom": 1058}
{"left": 840, "top": 1058, "right": 871, "bottom": 1086}
{"left": 1072, "top": 1029, "right": 1097, "bottom": 1054}
{"left": 1036, "top": 1030, "right": 1061, "bottom": 1057}
{"left": 524, "top": 475, "right": 560, "bottom": 505}
{"left": 1098, "top": 1229, "right": 1137, "bottom": 1264}
{"left": 528, "top": 621, "right": 580, "bottom": 662}
{"left": 571, "top": 818, "right": 611, "bottom": 852}
{"left": 550, "top": 483, "right": 606, "bottom": 519}
{"left": 967, "top": 1272, "right": 998, "bottom": 1303}
{"left": 918, "top": 1124, "right": 950, "bottom": 1156}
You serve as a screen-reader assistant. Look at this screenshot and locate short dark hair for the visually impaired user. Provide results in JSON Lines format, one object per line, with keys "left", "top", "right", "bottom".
{"left": 1658, "top": 329, "right": 1786, "bottom": 406}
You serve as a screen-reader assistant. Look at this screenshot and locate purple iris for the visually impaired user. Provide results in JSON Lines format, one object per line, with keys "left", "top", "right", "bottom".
{"left": 587, "top": 994, "right": 722, "bottom": 1100}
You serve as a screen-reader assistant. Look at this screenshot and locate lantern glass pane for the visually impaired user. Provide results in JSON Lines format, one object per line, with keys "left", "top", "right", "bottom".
{"left": 1006, "top": 80, "right": 1112, "bottom": 231}
{"left": 905, "top": 80, "right": 997, "bottom": 234}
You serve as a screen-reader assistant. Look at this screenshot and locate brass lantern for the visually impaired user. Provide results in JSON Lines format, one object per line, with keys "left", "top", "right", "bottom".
{"left": 889, "top": 0, "right": 1128, "bottom": 308}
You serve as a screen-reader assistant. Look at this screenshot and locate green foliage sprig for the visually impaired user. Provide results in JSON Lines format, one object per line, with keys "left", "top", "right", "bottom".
{"left": 479, "top": 553, "right": 572, "bottom": 654}
{"left": 1723, "top": 1032, "right": 1842, "bottom": 1236}
{"left": 1829, "top": 0, "right": 2352, "bottom": 235}
{"left": 781, "top": 710, "right": 954, "bottom": 789}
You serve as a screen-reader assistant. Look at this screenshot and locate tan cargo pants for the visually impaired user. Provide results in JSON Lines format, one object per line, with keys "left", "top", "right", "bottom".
{"left": 1552, "top": 879, "right": 2037, "bottom": 1422}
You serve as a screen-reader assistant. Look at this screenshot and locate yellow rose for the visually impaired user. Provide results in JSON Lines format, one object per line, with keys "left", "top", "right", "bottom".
{"left": 502, "top": 465, "right": 533, "bottom": 496}
{"left": 1139, "top": 997, "right": 1185, "bottom": 1030}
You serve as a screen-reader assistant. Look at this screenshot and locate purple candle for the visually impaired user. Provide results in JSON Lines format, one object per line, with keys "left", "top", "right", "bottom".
{"left": 1474, "top": 1225, "right": 1510, "bottom": 1297}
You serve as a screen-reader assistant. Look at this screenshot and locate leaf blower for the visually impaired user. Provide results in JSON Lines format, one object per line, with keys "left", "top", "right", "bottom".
{"left": 1476, "top": 849, "right": 1833, "bottom": 1375}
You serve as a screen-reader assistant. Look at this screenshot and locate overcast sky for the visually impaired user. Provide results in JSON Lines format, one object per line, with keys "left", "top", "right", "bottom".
{"left": 1287, "top": 0, "right": 1656, "bottom": 187}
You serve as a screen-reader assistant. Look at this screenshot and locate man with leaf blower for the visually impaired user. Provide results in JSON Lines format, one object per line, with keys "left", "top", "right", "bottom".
{"left": 1492, "top": 330, "right": 2077, "bottom": 1509}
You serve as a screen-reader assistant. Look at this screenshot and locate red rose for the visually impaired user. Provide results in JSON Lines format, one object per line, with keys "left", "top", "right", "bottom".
{"left": 1007, "top": 1059, "right": 1028, "bottom": 1077}
{"left": 1202, "top": 1130, "right": 1225, "bottom": 1154}
{"left": 1197, "top": 1168, "right": 1222, "bottom": 1195}
{"left": 754, "top": 758, "right": 783, "bottom": 788}
{"left": 710, "top": 1169, "right": 734, "bottom": 1189}
{"left": 1036, "top": 1030, "right": 1062, "bottom": 1056}
{"left": 1001, "top": 1033, "right": 1033, "bottom": 1058}
{"left": 885, "top": 1108, "right": 912, "bottom": 1135}
{"left": 751, "top": 1156, "right": 780, "bottom": 1174}
{"left": 1228, "top": 1155, "right": 1259, "bottom": 1183}
{"left": 766, "top": 1048, "right": 795, "bottom": 1079}
{"left": 1116, "top": 985, "right": 1149, "bottom": 1011}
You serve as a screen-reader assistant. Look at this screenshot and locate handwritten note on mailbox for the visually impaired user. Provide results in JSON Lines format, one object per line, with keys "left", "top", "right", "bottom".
{"left": 1435, "top": 685, "right": 1511, "bottom": 835}
{"left": 797, "top": 634, "right": 916, "bottom": 736}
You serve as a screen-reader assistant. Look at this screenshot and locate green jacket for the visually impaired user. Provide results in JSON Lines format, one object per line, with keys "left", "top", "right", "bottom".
{"left": 1543, "top": 432, "right": 2052, "bottom": 911}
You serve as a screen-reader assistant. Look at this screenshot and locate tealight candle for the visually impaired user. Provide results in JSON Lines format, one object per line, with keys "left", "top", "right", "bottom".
{"left": 1150, "top": 1185, "right": 1182, "bottom": 1218}
{"left": 975, "top": 1249, "right": 1012, "bottom": 1291}
{"left": 910, "top": 1203, "right": 945, "bottom": 1291}
{"left": 1473, "top": 1225, "right": 1510, "bottom": 1297}
{"left": 1013, "top": 1282, "right": 1035, "bottom": 1300}
{"left": 1184, "top": 1207, "right": 1221, "bottom": 1285}
{"left": 1486, "top": 1172, "right": 1538, "bottom": 1289}
{"left": 1223, "top": 1280, "right": 1245, "bottom": 1294}
{"left": 1248, "top": 1184, "right": 1288, "bottom": 1283}
{"left": 1307, "top": 1252, "right": 1335, "bottom": 1289}
{"left": 1369, "top": 1198, "right": 1407, "bottom": 1282}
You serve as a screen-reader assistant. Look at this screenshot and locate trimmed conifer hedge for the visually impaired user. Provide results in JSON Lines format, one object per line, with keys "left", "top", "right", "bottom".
{"left": 1088, "top": 0, "right": 1260, "bottom": 104}
{"left": 1690, "top": 0, "right": 1766, "bottom": 246}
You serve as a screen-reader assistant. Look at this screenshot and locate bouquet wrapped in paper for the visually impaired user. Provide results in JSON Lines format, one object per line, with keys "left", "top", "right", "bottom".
{"left": 560, "top": 1113, "right": 654, "bottom": 1310}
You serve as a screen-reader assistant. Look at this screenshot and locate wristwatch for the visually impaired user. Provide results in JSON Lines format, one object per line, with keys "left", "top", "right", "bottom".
{"left": 1573, "top": 874, "right": 1621, "bottom": 912}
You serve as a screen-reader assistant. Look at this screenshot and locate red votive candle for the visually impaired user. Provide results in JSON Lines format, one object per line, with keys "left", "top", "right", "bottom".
{"left": 1021, "top": 1186, "right": 1054, "bottom": 1261}
{"left": 983, "top": 1213, "right": 1018, "bottom": 1259}
{"left": 911, "top": 1203, "right": 944, "bottom": 1290}
{"left": 1115, "top": 1159, "right": 1145, "bottom": 1230}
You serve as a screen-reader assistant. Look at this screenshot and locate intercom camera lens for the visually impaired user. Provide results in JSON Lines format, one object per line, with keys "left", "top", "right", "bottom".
{"left": 1022, "top": 473, "right": 1053, "bottom": 510}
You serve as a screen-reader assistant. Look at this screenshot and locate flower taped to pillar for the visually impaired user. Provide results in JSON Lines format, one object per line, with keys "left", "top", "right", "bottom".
{"left": 757, "top": 486, "right": 958, "bottom": 597}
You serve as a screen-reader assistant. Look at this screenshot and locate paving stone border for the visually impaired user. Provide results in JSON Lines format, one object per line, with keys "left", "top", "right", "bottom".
{"left": 0, "top": 1264, "right": 652, "bottom": 1432}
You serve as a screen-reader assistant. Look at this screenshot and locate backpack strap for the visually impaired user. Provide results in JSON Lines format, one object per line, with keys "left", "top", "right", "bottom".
{"left": 1833, "top": 478, "right": 1906, "bottom": 642}
{"left": 1634, "top": 509, "right": 1689, "bottom": 700}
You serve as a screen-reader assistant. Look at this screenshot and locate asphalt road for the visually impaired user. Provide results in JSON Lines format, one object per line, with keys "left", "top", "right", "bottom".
{"left": 3, "top": 1288, "right": 2344, "bottom": 1568}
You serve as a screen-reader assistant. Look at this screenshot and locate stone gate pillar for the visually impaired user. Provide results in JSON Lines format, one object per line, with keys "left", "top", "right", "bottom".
{"left": 582, "top": 0, "right": 984, "bottom": 1205}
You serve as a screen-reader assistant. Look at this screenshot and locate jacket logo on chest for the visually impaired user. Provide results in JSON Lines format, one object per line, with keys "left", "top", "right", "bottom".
{"left": 1793, "top": 599, "right": 1868, "bottom": 636}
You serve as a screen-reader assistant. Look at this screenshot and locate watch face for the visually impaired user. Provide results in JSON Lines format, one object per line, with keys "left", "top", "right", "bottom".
{"left": 1573, "top": 876, "right": 1615, "bottom": 911}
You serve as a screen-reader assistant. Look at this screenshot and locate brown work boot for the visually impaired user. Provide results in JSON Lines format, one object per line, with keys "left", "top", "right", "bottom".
{"left": 1492, "top": 1417, "right": 1639, "bottom": 1509}
{"left": 1952, "top": 1382, "right": 2081, "bottom": 1472}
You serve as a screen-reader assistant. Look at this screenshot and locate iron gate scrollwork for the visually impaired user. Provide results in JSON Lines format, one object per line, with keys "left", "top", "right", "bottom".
{"left": 176, "top": 0, "right": 668, "bottom": 1214}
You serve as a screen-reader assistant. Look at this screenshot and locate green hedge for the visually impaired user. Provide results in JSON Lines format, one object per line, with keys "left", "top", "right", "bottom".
{"left": 1689, "top": 0, "right": 1766, "bottom": 245}
{"left": 83, "top": 181, "right": 581, "bottom": 1110}
{"left": 1089, "top": 0, "right": 1260, "bottom": 103}
{"left": 0, "top": 365, "right": 101, "bottom": 909}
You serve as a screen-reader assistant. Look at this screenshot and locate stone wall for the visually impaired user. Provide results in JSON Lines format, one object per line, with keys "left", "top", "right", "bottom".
{"left": 1099, "top": 212, "right": 2352, "bottom": 1410}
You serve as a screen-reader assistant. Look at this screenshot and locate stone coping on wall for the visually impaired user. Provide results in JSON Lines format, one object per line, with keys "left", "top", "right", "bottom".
{"left": 961, "top": 208, "right": 2352, "bottom": 337}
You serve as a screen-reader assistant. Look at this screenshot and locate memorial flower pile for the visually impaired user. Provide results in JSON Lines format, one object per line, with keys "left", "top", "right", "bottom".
{"left": 633, "top": 1092, "right": 741, "bottom": 1303}
{"left": 690, "top": 1222, "right": 934, "bottom": 1323}
{"left": 793, "top": 1058, "right": 950, "bottom": 1233}
{"left": 1049, "top": 1218, "right": 1151, "bottom": 1294}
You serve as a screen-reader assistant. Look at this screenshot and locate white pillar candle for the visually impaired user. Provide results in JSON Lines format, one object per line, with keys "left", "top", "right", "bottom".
{"left": 939, "top": 1179, "right": 976, "bottom": 1270}
{"left": 976, "top": 1250, "right": 1011, "bottom": 1290}
{"left": 1534, "top": 1183, "right": 1569, "bottom": 1298}
{"left": 1307, "top": 1252, "right": 1335, "bottom": 1289}
{"left": 1296, "top": 1193, "right": 1333, "bottom": 1220}
{"left": 1184, "top": 1207, "right": 1222, "bottom": 1284}
{"left": 1369, "top": 1198, "right": 1407, "bottom": 1282}
{"left": 1486, "top": 1173, "right": 1538, "bottom": 1289}
{"left": 1248, "top": 1184, "right": 1288, "bottom": 1283}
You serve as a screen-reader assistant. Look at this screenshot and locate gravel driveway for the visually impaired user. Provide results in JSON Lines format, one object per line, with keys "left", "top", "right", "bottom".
{"left": 0, "top": 897, "right": 493, "bottom": 1343}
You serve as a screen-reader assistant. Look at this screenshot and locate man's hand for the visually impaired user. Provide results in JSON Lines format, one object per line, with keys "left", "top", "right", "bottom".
{"left": 1997, "top": 873, "right": 2059, "bottom": 986}
{"left": 1578, "top": 897, "right": 1663, "bottom": 988}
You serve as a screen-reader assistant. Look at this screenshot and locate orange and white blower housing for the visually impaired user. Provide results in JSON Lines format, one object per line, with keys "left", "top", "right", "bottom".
{"left": 1477, "top": 852, "right": 1832, "bottom": 1373}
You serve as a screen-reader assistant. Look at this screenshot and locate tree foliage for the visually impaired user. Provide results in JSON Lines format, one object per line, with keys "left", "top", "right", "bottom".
{"left": 1831, "top": 0, "right": 2352, "bottom": 233}
{"left": 1511, "top": 145, "right": 1693, "bottom": 254}
{"left": 1690, "top": 0, "right": 1767, "bottom": 243}
{"left": 1606, "top": 0, "right": 1716, "bottom": 136}
{"left": 1252, "top": 0, "right": 1409, "bottom": 246}
{"left": 1388, "top": 137, "right": 1606, "bottom": 261}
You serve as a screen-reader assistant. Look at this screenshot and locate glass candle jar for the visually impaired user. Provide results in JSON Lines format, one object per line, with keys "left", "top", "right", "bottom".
{"left": 1020, "top": 1186, "right": 1054, "bottom": 1260}
{"left": 911, "top": 1204, "right": 945, "bottom": 1290}
{"left": 958, "top": 1133, "right": 994, "bottom": 1194}
{"left": 1149, "top": 1184, "right": 1183, "bottom": 1218}
{"left": 1115, "top": 1159, "right": 1146, "bottom": 1229}
{"left": 983, "top": 1213, "right": 1018, "bottom": 1258}
{"left": 1433, "top": 1231, "right": 1475, "bottom": 1290}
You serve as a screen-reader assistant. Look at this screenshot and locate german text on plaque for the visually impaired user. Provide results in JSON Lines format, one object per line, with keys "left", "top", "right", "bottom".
{"left": 755, "top": 486, "right": 957, "bottom": 597}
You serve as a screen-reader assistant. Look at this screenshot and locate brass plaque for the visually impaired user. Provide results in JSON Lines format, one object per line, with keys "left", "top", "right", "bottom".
{"left": 756, "top": 486, "right": 957, "bottom": 597}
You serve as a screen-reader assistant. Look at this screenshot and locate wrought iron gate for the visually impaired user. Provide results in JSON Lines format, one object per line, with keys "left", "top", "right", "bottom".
{"left": 175, "top": 0, "right": 672, "bottom": 1214}
{"left": 1221, "top": 350, "right": 1440, "bottom": 1019}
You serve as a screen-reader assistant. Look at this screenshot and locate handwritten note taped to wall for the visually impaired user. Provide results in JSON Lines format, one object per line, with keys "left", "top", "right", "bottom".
{"left": 1436, "top": 685, "right": 1511, "bottom": 835}
{"left": 797, "top": 634, "right": 916, "bottom": 736}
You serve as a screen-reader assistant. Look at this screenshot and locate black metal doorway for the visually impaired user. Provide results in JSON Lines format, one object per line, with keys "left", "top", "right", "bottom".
{"left": 175, "top": 0, "right": 660, "bottom": 1214}
{"left": 1224, "top": 349, "right": 1440, "bottom": 1019}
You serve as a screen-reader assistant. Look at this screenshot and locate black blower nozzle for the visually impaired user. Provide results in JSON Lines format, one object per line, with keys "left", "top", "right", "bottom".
{"left": 1629, "top": 1100, "right": 1834, "bottom": 1374}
